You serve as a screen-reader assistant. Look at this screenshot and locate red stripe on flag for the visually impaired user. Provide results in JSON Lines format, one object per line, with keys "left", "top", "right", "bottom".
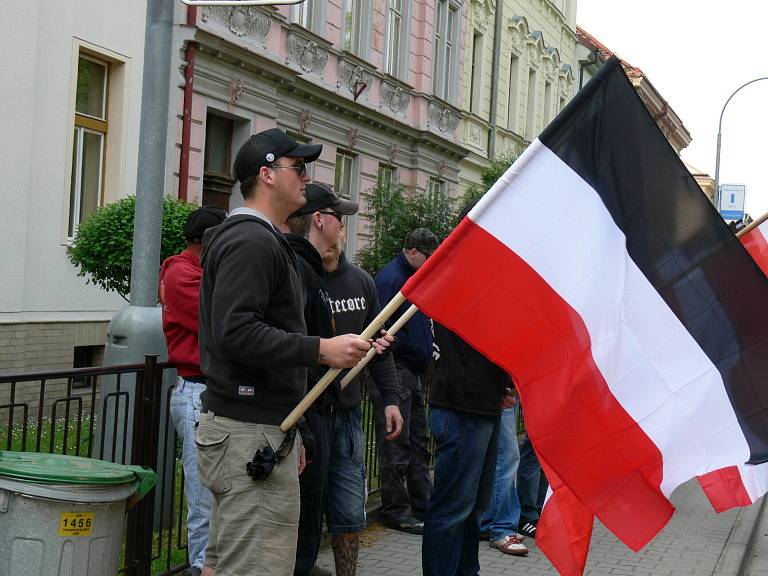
{"left": 403, "top": 219, "right": 673, "bottom": 552}
{"left": 741, "top": 225, "right": 768, "bottom": 277}
{"left": 697, "top": 467, "right": 752, "bottom": 512}
{"left": 537, "top": 458, "right": 594, "bottom": 575}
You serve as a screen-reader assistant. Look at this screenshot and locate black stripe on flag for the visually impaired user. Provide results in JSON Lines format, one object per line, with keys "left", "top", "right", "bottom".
{"left": 538, "top": 56, "right": 768, "bottom": 464}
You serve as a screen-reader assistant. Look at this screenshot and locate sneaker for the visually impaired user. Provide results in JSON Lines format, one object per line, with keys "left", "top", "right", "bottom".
{"left": 308, "top": 566, "right": 333, "bottom": 576}
{"left": 490, "top": 534, "right": 529, "bottom": 556}
{"left": 518, "top": 520, "right": 537, "bottom": 538}
{"left": 382, "top": 514, "right": 424, "bottom": 535}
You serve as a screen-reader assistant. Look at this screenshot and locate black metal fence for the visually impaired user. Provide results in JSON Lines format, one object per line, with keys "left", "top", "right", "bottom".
{"left": 0, "top": 357, "right": 390, "bottom": 576}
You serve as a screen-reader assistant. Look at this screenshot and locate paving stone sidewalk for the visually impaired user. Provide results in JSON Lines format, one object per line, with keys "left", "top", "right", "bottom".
{"left": 316, "top": 480, "right": 764, "bottom": 575}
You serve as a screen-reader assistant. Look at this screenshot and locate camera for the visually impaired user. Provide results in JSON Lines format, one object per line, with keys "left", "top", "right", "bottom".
{"left": 246, "top": 446, "right": 277, "bottom": 480}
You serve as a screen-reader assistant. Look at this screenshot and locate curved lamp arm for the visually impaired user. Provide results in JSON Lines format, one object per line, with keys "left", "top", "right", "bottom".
{"left": 714, "top": 76, "right": 768, "bottom": 209}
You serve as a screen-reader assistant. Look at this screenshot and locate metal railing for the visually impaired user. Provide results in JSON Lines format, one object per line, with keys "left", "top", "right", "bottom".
{"left": 0, "top": 357, "right": 398, "bottom": 575}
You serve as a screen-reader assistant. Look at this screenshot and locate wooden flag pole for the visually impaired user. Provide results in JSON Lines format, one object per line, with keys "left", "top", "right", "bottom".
{"left": 280, "top": 291, "right": 407, "bottom": 432}
{"left": 339, "top": 304, "right": 419, "bottom": 389}
{"left": 737, "top": 211, "right": 768, "bottom": 238}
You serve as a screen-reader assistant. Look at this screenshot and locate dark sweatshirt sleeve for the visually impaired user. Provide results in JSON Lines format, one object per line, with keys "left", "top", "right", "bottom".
{"left": 374, "top": 264, "right": 422, "bottom": 362}
{"left": 364, "top": 276, "right": 400, "bottom": 406}
{"left": 209, "top": 230, "right": 319, "bottom": 368}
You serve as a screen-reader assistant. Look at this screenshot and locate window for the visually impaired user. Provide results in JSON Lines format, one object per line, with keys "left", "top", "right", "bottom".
{"left": 72, "top": 345, "right": 103, "bottom": 389}
{"left": 433, "top": 0, "right": 460, "bottom": 102}
{"left": 292, "top": 0, "right": 313, "bottom": 29}
{"left": 335, "top": 151, "right": 359, "bottom": 255}
{"left": 525, "top": 68, "right": 537, "bottom": 140}
{"left": 559, "top": 95, "right": 567, "bottom": 112}
{"left": 343, "top": 0, "right": 369, "bottom": 55}
{"left": 507, "top": 54, "right": 519, "bottom": 131}
{"left": 203, "top": 112, "right": 235, "bottom": 210}
{"left": 427, "top": 176, "right": 446, "bottom": 201}
{"left": 543, "top": 80, "right": 552, "bottom": 125}
{"left": 377, "top": 164, "right": 397, "bottom": 198}
{"left": 386, "top": 0, "right": 404, "bottom": 76}
{"left": 470, "top": 32, "right": 483, "bottom": 114}
{"left": 69, "top": 55, "right": 108, "bottom": 238}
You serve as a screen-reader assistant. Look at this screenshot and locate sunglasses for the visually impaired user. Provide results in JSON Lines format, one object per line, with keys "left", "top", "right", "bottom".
{"left": 271, "top": 162, "right": 308, "bottom": 177}
{"left": 318, "top": 211, "right": 345, "bottom": 224}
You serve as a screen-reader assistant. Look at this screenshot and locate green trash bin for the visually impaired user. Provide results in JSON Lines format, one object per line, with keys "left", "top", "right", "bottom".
{"left": 0, "top": 451, "right": 156, "bottom": 576}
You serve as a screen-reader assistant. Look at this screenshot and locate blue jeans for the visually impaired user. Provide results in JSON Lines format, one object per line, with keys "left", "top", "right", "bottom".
{"left": 326, "top": 407, "right": 367, "bottom": 533}
{"left": 170, "top": 378, "right": 212, "bottom": 570}
{"left": 517, "top": 432, "right": 548, "bottom": 524}
{"left": 481, "top": 407, "right": 521, "bottom": 542}
{"left": 422, "top": 408, "right": 500, "bottom": 576}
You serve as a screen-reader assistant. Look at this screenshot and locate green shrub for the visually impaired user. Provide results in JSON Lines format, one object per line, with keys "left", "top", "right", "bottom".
{"left": 68, "top": 196, "right": 196, "bottom": 300}
{"left": 356, "top": 182, "right": 455, "bottom": 276}
{"left": 457, "top": 149, "right": 523, "bottom": 220}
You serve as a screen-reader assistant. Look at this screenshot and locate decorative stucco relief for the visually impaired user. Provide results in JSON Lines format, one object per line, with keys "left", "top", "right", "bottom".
{"left": 287, "top": 32, "right": 329, "bottom": 75}
{"left": 380, "top": 81, "right": 411, "bottom": 114}
{"left": 509, "top": 27, "right": 524, "bottom": 54}
{"left": 469, "top": 125, "right": 482, "bottom": 144}
{"left": 527, "top": 43, "right": 542, "bottom": 69}
{"left": 428, "top": 102, "right": 460, "bottom": 136}
{"left": 298, "top": 109, "right": 312, "bottom": 134}
{"left": 387, "top": 144, "right": 399, "bottom": 164}
{"left": 200, "top": 6, "right": 271, "bottom": 46}
{"left": 338, "top": 60, "right": 374, "bottom": 100}
{"left": 230, "top": 78, "right": 244, "bottom": 105}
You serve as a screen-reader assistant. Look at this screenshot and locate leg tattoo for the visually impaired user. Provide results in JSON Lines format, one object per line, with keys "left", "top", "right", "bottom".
{"left": 331, "top": 533, "right": 359, "bottom": 576}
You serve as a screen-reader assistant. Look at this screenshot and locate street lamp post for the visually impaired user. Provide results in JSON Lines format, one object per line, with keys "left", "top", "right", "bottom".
{"left": 714, "top": 76, "right": 768, "bottom": 211}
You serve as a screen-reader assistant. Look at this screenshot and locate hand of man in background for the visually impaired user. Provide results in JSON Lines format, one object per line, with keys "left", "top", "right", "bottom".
{"left": 384, "top": 405, "right": 404, "bottom": 441}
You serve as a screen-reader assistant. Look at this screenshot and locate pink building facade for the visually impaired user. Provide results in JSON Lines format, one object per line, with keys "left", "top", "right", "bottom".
{"left": 169, "top": 0, "right": 471, "bottom": 256}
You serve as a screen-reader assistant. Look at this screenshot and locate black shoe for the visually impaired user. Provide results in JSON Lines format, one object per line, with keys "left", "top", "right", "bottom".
{"left": 479, "top": 531, "right": 490, "bottom": 541}
{"left": 517, "top": 520, "right": 537, "bottom": 538}
{"left": 181, "top": 568, "right": 201, "bottom": 576}
{"left": 383, "top": 515, "right": 424, "bottom": 535}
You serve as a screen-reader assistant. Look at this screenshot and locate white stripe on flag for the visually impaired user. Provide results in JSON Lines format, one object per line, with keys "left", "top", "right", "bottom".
{"left": 469, "top": 139, "right": 750, "bottom": 496}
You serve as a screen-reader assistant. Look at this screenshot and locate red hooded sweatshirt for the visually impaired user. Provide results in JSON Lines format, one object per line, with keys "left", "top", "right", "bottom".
{"left": 159, "top": 249, "right": 203, "bottom": 378}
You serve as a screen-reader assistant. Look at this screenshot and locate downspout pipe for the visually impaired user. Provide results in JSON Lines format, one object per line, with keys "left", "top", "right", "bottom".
{"left": 178, "top": 6, "right": 198, "bottom": 203}
{"left": 487, "top": 2, "right": 504, "bottom": 160}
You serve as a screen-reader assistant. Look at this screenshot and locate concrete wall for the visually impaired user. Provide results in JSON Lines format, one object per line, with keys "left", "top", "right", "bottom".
{"left": 0, "top": 1, "right": 147, "bottom": 373}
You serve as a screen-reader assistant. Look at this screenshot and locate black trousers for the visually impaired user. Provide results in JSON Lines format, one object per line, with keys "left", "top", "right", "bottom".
{"left": 294, "top": 407, "right": 334, "bottom": 576}
{"left": 372, "top": 363, "right": 433, "bottom": 523}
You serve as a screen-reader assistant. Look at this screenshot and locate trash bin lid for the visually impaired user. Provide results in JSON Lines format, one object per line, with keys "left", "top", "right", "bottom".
{"left": 0, "top": 451, "right": 138, "bottom": 485}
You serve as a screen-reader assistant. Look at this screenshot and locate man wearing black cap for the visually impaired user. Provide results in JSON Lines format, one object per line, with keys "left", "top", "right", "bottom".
{"left": 286, "top": 184, "right": 403, "bottom": 576}
{"left": 197, "top": 129, "right": 374, "bottom": 576}
{"left": 160, "top": 206, "right": 227, "bottom": 576}
{"left": 373, "top": 228, "right": 440, "bottom": 534}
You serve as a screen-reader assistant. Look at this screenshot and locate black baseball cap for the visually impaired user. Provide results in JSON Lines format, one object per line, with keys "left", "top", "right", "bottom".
{"left": 184, "top": 206, "right": 227, "bottom": 242}
{"left": 234, "top": 128, "right": 323, "bottom": 182}
{"left": 290, "top": 183, "right": 359, "bottom": 217}
{"left": 404, "top": 228, "right": 439, "bottom": 256}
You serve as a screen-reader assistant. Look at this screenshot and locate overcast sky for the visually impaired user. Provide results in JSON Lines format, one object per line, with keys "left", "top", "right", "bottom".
{"left": 576, "top": 1, "right": 768, "bottom": 219}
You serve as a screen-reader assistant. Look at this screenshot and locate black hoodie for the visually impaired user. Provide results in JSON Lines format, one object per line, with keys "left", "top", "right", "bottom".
{"left": 326, "top": 252, "right": 400, "bottom": 410}
{"left": 286, "top": 233, "right": 335, "bottom": 396}
{"left": 198, "top": 214, "right": 320, "bottom": 425}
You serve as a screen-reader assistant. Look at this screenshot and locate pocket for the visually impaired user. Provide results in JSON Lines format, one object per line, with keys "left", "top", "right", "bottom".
{"left": 195, "top": 423, "right": 232, "bottom": 494}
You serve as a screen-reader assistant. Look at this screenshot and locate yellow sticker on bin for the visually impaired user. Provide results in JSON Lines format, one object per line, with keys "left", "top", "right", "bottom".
{"left": 59, "top": 512, "right": 94, "bottom": 536}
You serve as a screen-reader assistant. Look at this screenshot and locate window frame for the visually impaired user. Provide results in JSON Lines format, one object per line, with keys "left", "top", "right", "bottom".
{"left": 334, "top": 150, "right": 359, "bottom": 255}
{"left": 433, "top": 0, "right": 461, "bottom": 103}
{"left": 68, "top": 54, "right": 109, "bottom": 239}
{"left": 427, "top": 176, "right": 446, "bottom": 202}
{"left": 385, "top": 0, "right": 406, "bottom": 77}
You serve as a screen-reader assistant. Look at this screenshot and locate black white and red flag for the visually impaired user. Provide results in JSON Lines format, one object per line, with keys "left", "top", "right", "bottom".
{"left": 400, "top": 56, "right": 768, "bottom": 574}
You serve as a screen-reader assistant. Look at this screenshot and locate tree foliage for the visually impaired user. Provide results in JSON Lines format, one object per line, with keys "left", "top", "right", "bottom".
{"left": 356, "top": 182, "right": 455, "bottom": 276}
{"left": 458, "top": 149, "right": 523, "bottom": 219}
{"left": 68, "top": 196, "right": 196, "bottom": 300}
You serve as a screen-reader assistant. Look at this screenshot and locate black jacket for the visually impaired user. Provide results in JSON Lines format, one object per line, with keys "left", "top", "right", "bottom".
{"left": 429, "top": 322, "right": 510, "bottom": 418}
{"left": 326, "top": 253, "right": 400, "bottom": 410}
{"left": 198, "top": 214, "right": 320, "bottom": 425}
{"left": 374, "top": 252, "right": 433, "bottom": 375}
{"left": 286, "top": 233, "right": 335, "bottom": 398}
